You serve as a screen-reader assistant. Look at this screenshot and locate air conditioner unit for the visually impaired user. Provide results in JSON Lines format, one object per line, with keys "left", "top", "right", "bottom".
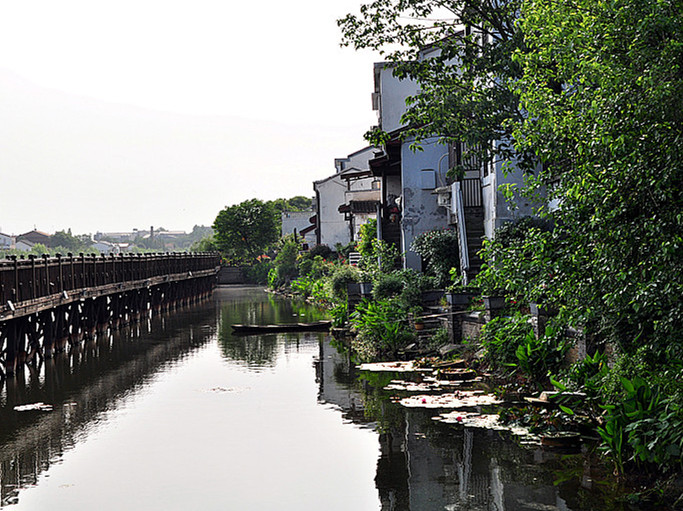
{"left": 435, "top": 187, "right": 451, "bottom": 207}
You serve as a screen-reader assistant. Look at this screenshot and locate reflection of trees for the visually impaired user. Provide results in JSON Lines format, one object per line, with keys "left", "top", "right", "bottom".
{"left": 0, "top": 304, "right": 217, "bottom": 507}
{"left": 216, "top": 288, "right": 327, "bottom": 368}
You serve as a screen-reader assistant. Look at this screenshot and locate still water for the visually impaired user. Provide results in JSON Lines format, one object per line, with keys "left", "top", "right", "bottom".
{"left": 0, "top": 287, "right": 636, "bottom": 510}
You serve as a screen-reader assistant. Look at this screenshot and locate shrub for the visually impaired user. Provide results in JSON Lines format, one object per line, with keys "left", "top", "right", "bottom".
{"left": 244, "top": 260, "right": 273, "bottom": 284}
{"left": 372, "top": 272, "right": 405, "bottom": 300}
{"left": 309, "top": 244, "right": 333, "bottom": 259}
{"left": 328, "top": 264, "right": 360, "bottom": 302}
{"left": 598, "top": 375, "right": 683, "bottom": 474}
{"left": 272, "top": 238, "right": 298, "bottom": 283}
{"left": 411, "top": 229, "right": 460, "bottom": 288}
{"left": 356, "top": 219, "right": 377, "bottom": 260}
{"left": 350, "top": 298, "right": 413, "bottom": 360}
{"left": 481, "top": 312, "right": 569, "bottom": 383}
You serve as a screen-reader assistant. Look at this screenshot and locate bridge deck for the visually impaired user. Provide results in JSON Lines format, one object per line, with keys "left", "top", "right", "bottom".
{"left": 1, "top": 252, "right": 220, "bottom": 320}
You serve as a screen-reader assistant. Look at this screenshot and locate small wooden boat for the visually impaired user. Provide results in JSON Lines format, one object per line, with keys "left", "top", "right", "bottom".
{"left": 231, "top": 321, "right": 332, "bottom": 334}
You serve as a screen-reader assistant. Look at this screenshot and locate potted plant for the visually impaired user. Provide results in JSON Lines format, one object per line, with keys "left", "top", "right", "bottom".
{"left": 444, "top": 270, "right": 477, "bottom": 306}
{"left": 482, "top": 295, "right": 506, "bottom": 310}
{"left": 410, "top": 306, "right": 425, "bottom": 331}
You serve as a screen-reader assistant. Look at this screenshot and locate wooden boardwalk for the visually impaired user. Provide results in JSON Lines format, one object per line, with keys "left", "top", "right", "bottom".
{"left": 0, "top": 252, "right": 220, "bottom": 376}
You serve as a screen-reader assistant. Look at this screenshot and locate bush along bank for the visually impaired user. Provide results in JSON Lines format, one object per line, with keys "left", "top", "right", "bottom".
{"left": 470, "top": 217, "right": 683, "bottom": 504}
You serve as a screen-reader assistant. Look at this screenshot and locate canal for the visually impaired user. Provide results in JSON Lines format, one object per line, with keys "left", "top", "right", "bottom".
{"left": 0, "top": 287, "right": 644, "bottom": 510}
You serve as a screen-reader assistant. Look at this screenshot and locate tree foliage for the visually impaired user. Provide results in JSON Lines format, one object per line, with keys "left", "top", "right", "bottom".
{"left": 339, "top": 0, "right": 527, "bottom": 167}
{"left": 268, "top": 196, "right": 313, "bottom": 214}
{"left": 341, "top": 0, "right": 683, "bottom": 474}
{"left": 509, "top": 0, "right": 683, "bottom": 358}
{"left": 213, "top": 199, "right": 279, "bottom": 263}
{"left": 49, "top": 229, "right": 88, "bottom": 252}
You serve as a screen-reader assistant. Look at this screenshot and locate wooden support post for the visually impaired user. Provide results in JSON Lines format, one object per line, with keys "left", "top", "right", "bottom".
{"left": 42, "top": 310, "right": 55, "bottom": 359}
{"left": 5, "top": 319, "right": 18, "bottom": 376}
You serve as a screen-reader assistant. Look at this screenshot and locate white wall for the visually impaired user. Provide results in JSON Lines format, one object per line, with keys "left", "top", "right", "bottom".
{"left": 335, "top": 146, "right": 376, "bottom": 173}
{"left": 374, "top": 63, "right": 419, "bottom": 134}
{"left": 315, "top": 174, "right": 351, "bottom": 248}
{"left": 281, "top": 211, "right": 316, "bottom": 245}
{"left": 400, "top": 136, "right": 451, "bottom": 270}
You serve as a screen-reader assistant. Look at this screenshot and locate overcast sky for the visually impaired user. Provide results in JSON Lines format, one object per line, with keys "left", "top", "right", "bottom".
{"left": 0, "top": 0, "right": 379, "bottom": 236}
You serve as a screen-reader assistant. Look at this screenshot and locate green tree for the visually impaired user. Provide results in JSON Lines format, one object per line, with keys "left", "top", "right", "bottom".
{"left": 268, "top": 196, "right": 312, "bottom": 214}
{"left": 190, "top": 236, "right": 218, "bottom": 252}
{"left": 509, "top": 0, "right": 683, "bottom": 358}
{"left": 339, "top": 0, "right": 526, "bottom": 168}
{"left": 50, "top": 230, "right": 88, "bottom": 252}
{"left": 213, "top": 199, "right": 279, "bottom": 263}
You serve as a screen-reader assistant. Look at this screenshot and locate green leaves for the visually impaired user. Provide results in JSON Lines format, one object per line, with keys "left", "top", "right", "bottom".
{"left": 213, "top": 199, "right": 279, "bottom": 263}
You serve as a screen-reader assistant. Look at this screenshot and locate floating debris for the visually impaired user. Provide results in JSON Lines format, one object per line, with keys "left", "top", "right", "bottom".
{"left": 398, "top": 390, "right": 502, "bottom": 409}
{"left": 358, "top": 361, "right": 427, "bottom": 373}
{"left": 384, "top": 376, "right": 468, "bottom": 393}
{"left": 434, "top": 411, "right": 535, "bottom": 439}
{"left": 434, "top": 368, "right": 477, "bottom": 381}
{"left": 202, "top": 386, "right": 247, "bottom": 393}
{"left": 14, "top": 403, "right": 53, "bottom": 412}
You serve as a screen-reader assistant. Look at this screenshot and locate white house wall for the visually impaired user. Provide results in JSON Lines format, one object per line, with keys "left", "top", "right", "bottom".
{"left": 315, "top": 176, "right": 351, "bottom": 248}
{"left": 482, "top": 142, "right": 542, "bottom": 239}
{"left": 335, "top": 146, "right": 376, "bottom": 173}
{"left": 400, "top": 136, "right": 451, "bottom": 270}
{"left": 374, "top": 63, "right": 419, "bottom": 134}
{"left": 281, "top": 211, "right": 316, "bottom": 245}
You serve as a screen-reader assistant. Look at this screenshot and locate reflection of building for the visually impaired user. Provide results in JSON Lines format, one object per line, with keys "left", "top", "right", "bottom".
{"left": 315, "top": 336, "right": 371, "bottom": 426}
{"left": 378, "top": 407, "right": 575, "bottom": 511}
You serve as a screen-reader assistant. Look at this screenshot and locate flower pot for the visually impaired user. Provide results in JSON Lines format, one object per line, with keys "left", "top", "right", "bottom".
{"left": 483, "top": 295, "right": 505, "bottom": 310}
{"left": 414, "top": 322, "right": 425, "bottom": 331}
{"left": 421, "top": 290, "right": 444, "bottom": 305}
{"left": 446, "top": 292, "right": 473, "bottom": 306}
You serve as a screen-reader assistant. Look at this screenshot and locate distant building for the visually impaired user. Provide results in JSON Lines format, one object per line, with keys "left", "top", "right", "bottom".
{"left": 313, "top": 147, "right": 380, "bottom": 249}
{"left": 15, "top": 239, "right": 35, "bottom": 252}
{"left": 0, "top": 233, "right": 13, "bottom": 249}
{"left": 17, "top": 229, "right": 50, "bottom": 246}
{"left": 91, "top": 240, "right": 118, "bottom": 254}
{"left": 281, "top": 211, "right": 316, "bottom": 246}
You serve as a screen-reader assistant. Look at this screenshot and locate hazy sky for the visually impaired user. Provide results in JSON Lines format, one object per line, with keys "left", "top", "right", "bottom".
{"left": 0, "top": 0, "right": 379, "bottom": 236}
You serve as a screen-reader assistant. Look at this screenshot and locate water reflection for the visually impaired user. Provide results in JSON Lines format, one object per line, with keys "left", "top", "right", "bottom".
{"left": 314, "top": 338, "right": 631, "bottom": 511}
{"left": 0, "top": 304, "right": 217, "bottom": 507}
{"left": 0, "top": 287, "right": 648, "bottom": 510}
{"left": 217, "top": 286, "right": 326, "bottom": 369}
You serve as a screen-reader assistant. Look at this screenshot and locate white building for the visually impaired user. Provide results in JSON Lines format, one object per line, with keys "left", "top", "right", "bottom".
{"left": 15, "top": 239, "right": 34, "bottom": 252}
{"left": 314, "top": 147, "right": 380, "bottom": 248}
{"left": 368, "top": 43, "right": 539, "bottom": 279}
{"left": 281, "top": 211, "right": 316, "bottom": 246}
{"left": 0, "top": 233, "right": 13, "bottom": 249}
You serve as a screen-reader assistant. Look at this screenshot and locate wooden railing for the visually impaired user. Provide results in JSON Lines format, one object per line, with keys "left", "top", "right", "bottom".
{"left": 0, "top": 252, "right": 220, "bottom": 306}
